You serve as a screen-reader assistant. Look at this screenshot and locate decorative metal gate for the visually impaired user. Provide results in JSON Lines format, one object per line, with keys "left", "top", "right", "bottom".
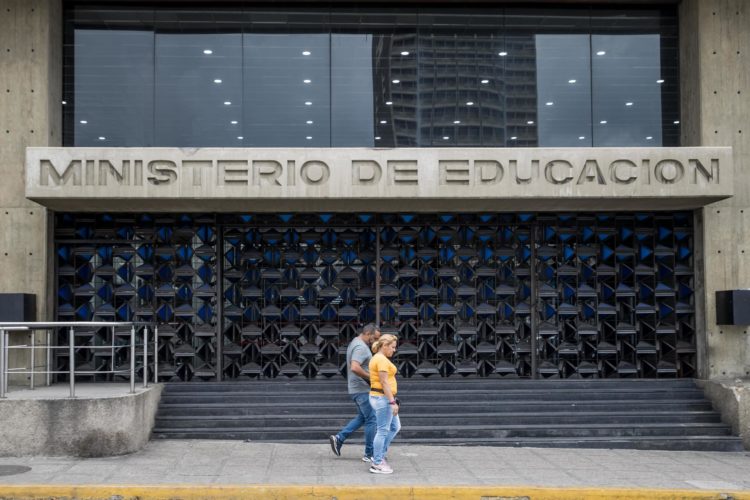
{"left": 55, "top": 212, "right": 696, "bottom": 381}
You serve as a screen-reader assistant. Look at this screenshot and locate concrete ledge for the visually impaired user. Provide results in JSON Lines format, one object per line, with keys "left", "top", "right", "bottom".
{"left": 0, "top": 384, "right": 162, "bottom": 457}
{"left": 697, "top": 378, "right": 750, "bottom": 450}
{"left": 0, "top": 485, "right": 747, "bottom": 500}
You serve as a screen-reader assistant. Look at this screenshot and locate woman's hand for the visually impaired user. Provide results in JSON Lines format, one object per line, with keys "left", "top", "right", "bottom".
{"left": 392, "top": 403, "right": 399, "bottom": 416}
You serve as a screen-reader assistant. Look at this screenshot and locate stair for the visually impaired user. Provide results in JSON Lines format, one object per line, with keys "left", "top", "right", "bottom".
{"left": 152, "top": 378, "right": 744, "bottom": 451}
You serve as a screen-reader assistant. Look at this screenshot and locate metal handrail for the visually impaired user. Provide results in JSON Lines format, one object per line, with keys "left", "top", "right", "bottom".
{"left": 0, "top": 321, "right": 158, "bottom": 399}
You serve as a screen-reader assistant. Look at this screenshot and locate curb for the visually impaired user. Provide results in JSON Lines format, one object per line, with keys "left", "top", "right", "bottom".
{"left": 0, "top": 485, "right": 747, "bottom": 500}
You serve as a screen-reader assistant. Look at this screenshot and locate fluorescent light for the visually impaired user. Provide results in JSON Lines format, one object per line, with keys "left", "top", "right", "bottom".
{"left": 674, "top": 120, "right": 680, "bottom": 124}
{"left": 442, "top": 136, "right": 450, "bottom": 140}
{"left": 380, "top": 120, "right": 387, "bottom": 124}
{"left": 79, "top": 120, "right": 87, "bottom": 124}
{"left": 98, "top": 136, "right": 105, "bottom": 140}
{"left": 657, "top": 79, "right": 665, "bottom": 84}
{"left": 527, "top": 120, "right": 535, "bottom": 125}
{"left": 600, "top": 120, "right": 607, "bottom": 124}
{"left": 306, "top": 120, "right": 313, "bottom": 124}
{"left": 214, "top": 79, "right": 222, "bottom": 84}
{"left": 61, "top": 100, "right": 67, "bottom": 105}
{"left": 466, "top": 101, "right": 474, "bottom": 106}
{"left": 646, "top": 136, "right": 653, "bottom": 140}
{"left": 203, "top": 49, "right": 213, "bottom": 55}
{"left": 545, "top": 102, "right": 554, "bottom": 106}
{"left": 230, "top": 120, "right": 238, "bottom": 125}
{"left": 579, "top": 136, "right": 585, "bottom": 140}
{"left": 400, "top": 51, "right": 410, "bottom": 56}
{"left": 481, "top": 79, "right": 489, "bottom": 84}
{"left": 375, "top": 136, "right": 381, "bottom": 140}
{"left": 302, "top": 51, "right": 311, "bottom": 56}
{"left": 385, "top": 101, "right": 393, "bottom": 105}
{"left": 596, "top": 51, "right": 606, "bottom": 56}
{"left": 303, "top": 79, "right": 311, "bottom": 84}
{"left": 568, "top": 79, "right": 577, "bottom": 84}
{"left": 306, "top": 136, "right": 312, "bottom": 140}
{"left": 392, "top": 79, "right": 400, "bottom": 84}
{"left": 453, "top": 120, "right": 461, "bottom": 124}
{"left": 223, "top": 101, "right": 231, "bottom": 106}
{"left": 498, "top": 51, "right": 507, "bottom": 56}
{"left": 510, "top": 136, "right": 517, "bottom": 140}
{"left": 626, "top": 102, "right": 633, "bottom": 106}
{"left": 305, "top": 101, "right": 312, "bottom": 106}
{"left": 237, "top": 136, "right": 243, "bottom": 140}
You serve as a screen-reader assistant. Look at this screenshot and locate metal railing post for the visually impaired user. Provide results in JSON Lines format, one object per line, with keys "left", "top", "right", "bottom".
{"left": 0, "top": 329, "right": 6, "bottom": 398}
{"left": 143, "top": 326, "right": 148, "bottom": 389}
{"left": 154, "top": 325, "right": 158, "bottom": 384}
{"left": 69, "top": 326, "right": 76, "bottom": 398}
{"left": 130, "top": 325, "right": 135, "bottom": 394}
{"left": 46, "top": 330, "right": 51, "bottom": 387}
{"left": 30, "top": 331, "right": 35, "bottom": 390}
{"left": 110, "top": 325, "right": 115, "bottom": 382}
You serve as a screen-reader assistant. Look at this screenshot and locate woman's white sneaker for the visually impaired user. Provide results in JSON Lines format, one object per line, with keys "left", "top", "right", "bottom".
{"left": 369, "top": 461, "right": 393, "bottom": 474}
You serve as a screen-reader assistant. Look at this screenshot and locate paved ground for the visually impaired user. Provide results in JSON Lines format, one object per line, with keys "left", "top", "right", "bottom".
{"left": 0, "top": 439, "right": 749, "bottom": 491}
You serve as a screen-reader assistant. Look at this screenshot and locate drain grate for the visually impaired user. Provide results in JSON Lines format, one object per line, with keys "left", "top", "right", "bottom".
{"left": 0, "top": 465, "right": 31, "bottom": 476}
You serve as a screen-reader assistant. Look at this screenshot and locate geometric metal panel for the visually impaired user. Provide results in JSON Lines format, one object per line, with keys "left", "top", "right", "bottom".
{"left": 55, "top": 213, "right": 217, "bottom": 382}
{"left": 55, "top": 211, "right": 694, "bottom": 380}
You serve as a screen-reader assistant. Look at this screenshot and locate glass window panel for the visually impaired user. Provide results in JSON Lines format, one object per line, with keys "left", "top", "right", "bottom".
{"left": 505, "top": 35, "right": 538, "bottom": 147}
{"left": 332, "top": 34, "right": 374, "bottom": 147}
{"left": 419, "top": 34, "right": 501, "bottom": 145}
{"left": 536, "top": 35, "right": 592, "bottom": 147}
{"left": 244, "top": 34, "right": 330, "bottom": 147}
{"left": 592, "top": 34, "right": 663, "bottom": 146}
{"left": 155, "top": 32, "right": 243, "bottom": 147}
{"left": 71, "top": 27, "right": 154, "bottom": 146}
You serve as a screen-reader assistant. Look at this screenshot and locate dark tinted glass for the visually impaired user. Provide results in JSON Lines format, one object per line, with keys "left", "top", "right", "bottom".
{"left": 66, "top": 8, "right": 154, "bottom": 146}
{"left": 64, "top": 5, "right": 680, "bottom": 148}
{"left": 245, "top": 33, "right": 330, "bottom": 147}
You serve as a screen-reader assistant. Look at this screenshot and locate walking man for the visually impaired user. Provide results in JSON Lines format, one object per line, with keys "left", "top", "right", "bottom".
{"left": 329, "top": 323, "right": 380, "bottom": 461}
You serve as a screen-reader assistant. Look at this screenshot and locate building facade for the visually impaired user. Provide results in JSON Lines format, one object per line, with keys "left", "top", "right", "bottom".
{"left": 1, "top": 0, "right": 748, "bottom": 387}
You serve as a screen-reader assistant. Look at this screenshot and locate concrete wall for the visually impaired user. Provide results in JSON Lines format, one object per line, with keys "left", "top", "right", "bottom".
{"left": 0, "top": 385, "right": 163, "bottom": 457}
{"left": 681, "top": 0, "right": 750, "bottom": 379}
{"left": 696, "top": 379, "right": 750, "bottom": 449}
{"left": 0, "top": 0, "right": 61, "bottom": 384}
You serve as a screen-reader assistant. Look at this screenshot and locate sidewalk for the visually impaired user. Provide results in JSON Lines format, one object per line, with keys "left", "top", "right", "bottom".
{"left": 0, "top": 440, "right": 749, "bottom": 499}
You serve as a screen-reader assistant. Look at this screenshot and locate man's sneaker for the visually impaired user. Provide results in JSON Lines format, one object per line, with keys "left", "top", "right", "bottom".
{"left": 328, "top": 435, "right": 342, "bottom": 457}
{"left": 362, "top": 456, "right": 374, "bottom": 463}
{"left": 369, "top": 461, "right": 393, "bottom": 474}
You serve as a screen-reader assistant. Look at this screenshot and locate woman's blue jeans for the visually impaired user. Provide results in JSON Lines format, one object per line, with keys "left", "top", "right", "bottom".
{"left": 369, "top": 395, "right": 401, "bottom": 465}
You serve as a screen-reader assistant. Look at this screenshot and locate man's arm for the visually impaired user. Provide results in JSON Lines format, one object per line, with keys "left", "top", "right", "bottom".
{"left": 350, "top": 360, "right": 369, "bottom": 382}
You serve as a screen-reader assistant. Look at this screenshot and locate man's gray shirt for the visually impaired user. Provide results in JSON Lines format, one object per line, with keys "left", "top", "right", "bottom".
{"left": 346, "top": 337, "right": 372, "bottom": 394}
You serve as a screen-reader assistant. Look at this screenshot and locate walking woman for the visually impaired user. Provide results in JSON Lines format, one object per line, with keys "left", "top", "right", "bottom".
{"left": 368, "top": 334, "right": 400, "bottom": 474}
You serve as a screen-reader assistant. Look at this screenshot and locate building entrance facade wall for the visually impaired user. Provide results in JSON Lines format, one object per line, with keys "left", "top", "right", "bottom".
{"left": 54, "top": 211, "right": 696, "bottom": 382}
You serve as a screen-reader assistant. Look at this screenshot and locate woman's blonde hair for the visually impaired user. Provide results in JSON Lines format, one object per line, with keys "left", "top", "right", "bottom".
{"left": 371, "top": 334, "right": 398, "bottom": 354}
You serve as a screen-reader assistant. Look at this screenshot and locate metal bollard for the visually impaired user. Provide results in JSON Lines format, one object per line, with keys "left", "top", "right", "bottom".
{"left": 69, "top": 326, "right": 75, "bottom": 398}
{"left": 154, "top": 325, "right": 158, "bottom": 384}
{"left": 30, "top": 331, "right": 35, "bottom": 390}
{"left": 130, "top": 326, "right": 135, "bottom": 394}
{"left": 143, "top": 326, "right": 148, "bottom": 389}
{"left": 0, "top": 329, "right": 6, "bottom": 398}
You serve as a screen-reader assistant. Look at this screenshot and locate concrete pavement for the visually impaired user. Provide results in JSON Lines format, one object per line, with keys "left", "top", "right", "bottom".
{"left": 0, "top": 440, "right": 749, "bottom": 498}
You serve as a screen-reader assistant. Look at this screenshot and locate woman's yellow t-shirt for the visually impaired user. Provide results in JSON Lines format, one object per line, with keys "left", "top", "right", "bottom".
{"left": 369, "top": 352, "right": 398, "bottom": 397}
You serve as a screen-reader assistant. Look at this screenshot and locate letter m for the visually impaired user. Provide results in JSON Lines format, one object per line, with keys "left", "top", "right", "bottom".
{"left": 40, "top": 159, "right": 82, "bottom": 186}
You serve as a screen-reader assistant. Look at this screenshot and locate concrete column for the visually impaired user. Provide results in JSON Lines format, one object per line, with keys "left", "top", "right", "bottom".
{"left": 681, "top": 0, "right": 750, "bottom": 379}
{"left": 0, "top": 0, "right": 62, "bottom": 385}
